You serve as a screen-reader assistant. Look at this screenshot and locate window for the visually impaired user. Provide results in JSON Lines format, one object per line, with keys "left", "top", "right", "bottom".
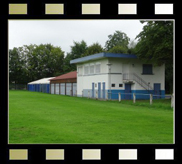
{"left": 119, "top": 84, "right": 123, "bottom": 87}
{"left": 95, "top": 64, "right": 101, "bottom": 74}
{"left": 84, "top": 65, "right": 89, "bottom": 75}
{"left": 78, "top": 67, "right": 82, "bottom": 75}
{"left": 90, "top": 65, "right": 94, "bottom": 74}
{"left": 111, "top": 84, "right": 115, "bottom": 87}
{"left": 142, "top": 64, "right": 153, "bottom": 74}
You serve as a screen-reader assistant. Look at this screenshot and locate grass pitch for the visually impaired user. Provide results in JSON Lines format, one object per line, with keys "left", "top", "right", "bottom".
{"left": 9, "top": 90, "right": 173, "bottom": 144}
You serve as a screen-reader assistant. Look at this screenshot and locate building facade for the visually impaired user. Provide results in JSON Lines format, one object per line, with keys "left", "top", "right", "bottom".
{"left": 49, "top": 71, "right": 77, "bottom": 96}
{"left": 27, "top": 77, "right": 54, "bottom": 93}
{"left": 70, "top": 53, "right": 165, "bottom": 100}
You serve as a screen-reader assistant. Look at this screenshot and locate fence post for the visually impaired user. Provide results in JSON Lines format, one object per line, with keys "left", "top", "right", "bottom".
{"left": 106, "top": 92, "right": 108, "bottom": 101}
{"left": 75, "top": 90, "right": 77, "bottom": 97}
{"left": 96, "top": 91, "right": 98, "bottom": 100}
{"left": 171, "top": 93, "right": 174, "bottom": 108}
{"left": 133, "top": 93, "right": 136, "bottom": 103}
{"left": 150, "top": 94, "right": 153, "bottom": 105}
{"left": 70, "top": 90, "right": 72, "bottom": 96}
{"left": 118, "top": 92, "right": 121, "bottom": 102}
{"left": 82, "top": 90, "right": 83, "bottom": 97}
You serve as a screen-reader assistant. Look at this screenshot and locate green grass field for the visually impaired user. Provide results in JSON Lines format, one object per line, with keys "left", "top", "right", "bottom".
{"left": 9, "top": 90, "right": 173, "bottom": 144}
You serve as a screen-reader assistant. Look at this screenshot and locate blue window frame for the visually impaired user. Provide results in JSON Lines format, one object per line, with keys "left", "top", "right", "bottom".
{"left": 142, "top": 64, "right": 153, "bottom": 74}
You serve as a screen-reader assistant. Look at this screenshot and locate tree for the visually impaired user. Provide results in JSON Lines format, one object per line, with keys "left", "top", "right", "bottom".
{"left": 135, "top": 21, "right": 173, "bottom": 65}
{"left": 70, "top": 40, "right": 87, "bottom": 59}
{"left": 108, "top": 45, "right": 128, "bottom": 54}
{"left": 127, "top": 39, "right": 137, "bottom": 54}
{"left": 42, "top": 45, "right": 64, "bottom": 77}
{"left": 135, "top": 21, "right": 173, "bottom": 93}
{"left": 105, "top": 31, "right": 130, "bottom": 51}
{"left": 27, "top": 44, "right": 64, "bottom": 79}
{"left": 9, "top": 47, "right": 28, "bottom": 85}
{"left": 9, "top": 44, "right": 65, "bottom": 84}
{"left": 63, "top": 40, "right": 87, "bottom": 73}
{"left": 82, "top": 42, "right": 103, "bottom": 57}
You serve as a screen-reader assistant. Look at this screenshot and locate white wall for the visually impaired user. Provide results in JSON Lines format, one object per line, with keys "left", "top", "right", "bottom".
{"left": 77, "top": 57, "right": 165, "bottom": 96}
{"left": 77, "top": 58, "right": 109, "bottom": 96}
{"left": 109, "top": 58, "right": 165, "bottom": 90}
{"left": 110, "top": 74, "right": 123, "bottom": 90}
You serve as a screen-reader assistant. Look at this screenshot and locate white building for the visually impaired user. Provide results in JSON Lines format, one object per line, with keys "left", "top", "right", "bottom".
{"left": 70, "top": 52, "right": 165, "bottom": 99}
{"left": 27, "top": 77, "right": 54, "bottom": 93}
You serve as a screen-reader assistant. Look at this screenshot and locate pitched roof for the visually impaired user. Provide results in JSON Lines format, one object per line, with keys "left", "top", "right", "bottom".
{"left": 50, "top": 71, "right": 77, "bottom": 81}
{"left": 70, "top": 52, "right": 137, "bottom": 64}
{"left": 28, "top": 77, "right": 54, "bottom": 84}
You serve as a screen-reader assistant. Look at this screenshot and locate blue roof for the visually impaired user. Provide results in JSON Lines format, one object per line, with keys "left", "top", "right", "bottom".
{"left": 70, "top": 52, "right": 137, "bottom": 64}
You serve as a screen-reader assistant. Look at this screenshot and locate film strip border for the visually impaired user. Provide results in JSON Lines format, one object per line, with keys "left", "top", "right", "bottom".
{"left": 2, "top": 1, "right": 177, "bottom": 164}
{"left": 8, "top": 148, "right": 175, "bottom": 161}
{"left": 8, "top": 3, "right": 174, "bottom": 15}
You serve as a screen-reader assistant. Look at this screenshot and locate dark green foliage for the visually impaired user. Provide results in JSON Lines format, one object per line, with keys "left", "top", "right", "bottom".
{"left": 9, "top": 44, "right": 65, "bottom": 84}
{"left": 105, "top": 31, "right": 130, "bottom": 51}
{"left": 135, "top": 21, "right": 173, "bottom": 65}
{"left": 9, "top": 47, "right": 29, "bottom": 84}
{"left": 135, "top": 21, "right": 173, "bottom": 93}
{"left": 108, "top": 45, "right": 128, "bottom": 54}
{"left": 82, "top": 42, "right": 104, "bottom": 57}
{"left": 63, "top": 40, "right": 87, "bottom": 73}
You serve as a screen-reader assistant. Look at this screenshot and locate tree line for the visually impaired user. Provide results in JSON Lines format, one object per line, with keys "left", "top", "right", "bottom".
{"left": 9, "top": 21, "right": 173, "bottom": 93}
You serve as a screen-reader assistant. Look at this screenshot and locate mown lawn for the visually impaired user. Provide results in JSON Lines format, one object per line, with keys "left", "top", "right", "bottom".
{"left": 9, "top": 90, "right": 173, "bottom": 144}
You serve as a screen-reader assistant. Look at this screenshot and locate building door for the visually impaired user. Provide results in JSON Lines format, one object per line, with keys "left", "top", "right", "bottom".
{"left": 73, "top": 83, "right": 77, "bottom": 96}
{"left": 92, "top": 83, "right": 94, "bottom": 98}
{"left": 154, "top": 83, "right": 161, "bottom": 99}
{"left": 66, "top": 83, "right": 71, "bottom": 95}
{"left": 102, "top": 82, "right": 105, "bottom": 99}
{"left": 98, "top": 82, "right": 101, "bottom": 99}
{"left": 61, "top": 83, "right": 65, "bottom": 95}
{"left": 55, "top": 83, "right": 59, "bottom": 94}
{"left": 51, "top": 84, "right": 54, "bottom": 94}
{"left": 125, "top": 84, "right": 131, "bottom": 99}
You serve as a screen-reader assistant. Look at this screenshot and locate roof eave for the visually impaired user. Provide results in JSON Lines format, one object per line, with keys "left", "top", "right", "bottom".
{"left": 70, "top": 52, "right": 137, "bottom": 64}
{"left": 70, "top": 52, "right": 105, "bottom": 64}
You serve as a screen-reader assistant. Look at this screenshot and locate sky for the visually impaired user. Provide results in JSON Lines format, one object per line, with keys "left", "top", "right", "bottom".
{"left": 9, "top": 20, "right": 144, "bottom": 55}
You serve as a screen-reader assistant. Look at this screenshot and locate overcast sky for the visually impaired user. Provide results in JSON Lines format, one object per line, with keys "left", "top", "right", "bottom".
{"left": 9, "top": 20, "right": 144, "bottom": 55}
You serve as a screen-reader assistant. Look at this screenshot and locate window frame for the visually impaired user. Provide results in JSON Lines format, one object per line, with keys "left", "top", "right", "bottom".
{"left": 119, "top": 84, "right": 123, "bottom": 87}
{"left": 142, "top": 64, "right": 153, "bottom": 75}
{"left": 84, "top": 65, "right": 89, "bottom": 75}
{"left": 111, "top": 83, "right": 115, "bottom": 87}
{"left": 89, "top": 64, "right": 95, "bottom": 75}
{"left": 95, "top": 63, "right": 101, "bottom": 74}
{"left": 78, "top": 66, "right": 83, "bottom": 76}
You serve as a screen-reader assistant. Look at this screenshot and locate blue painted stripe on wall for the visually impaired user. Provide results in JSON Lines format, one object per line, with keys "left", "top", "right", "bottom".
{"left": 131, "top": 90, "right": 151, "bottom": 99}
{"left": 132, "top": 90, "right": 165, "bottom": 99}
{"left": 82, "top": 89, "right": 165, "bottom": 100}
{"left": 108, "top": 90, "right": 125, "bottom": 99}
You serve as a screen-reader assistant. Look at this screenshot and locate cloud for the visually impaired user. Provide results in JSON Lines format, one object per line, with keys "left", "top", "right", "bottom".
{"left": 9, "top": 20, "right": 144, "bottom": 54}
